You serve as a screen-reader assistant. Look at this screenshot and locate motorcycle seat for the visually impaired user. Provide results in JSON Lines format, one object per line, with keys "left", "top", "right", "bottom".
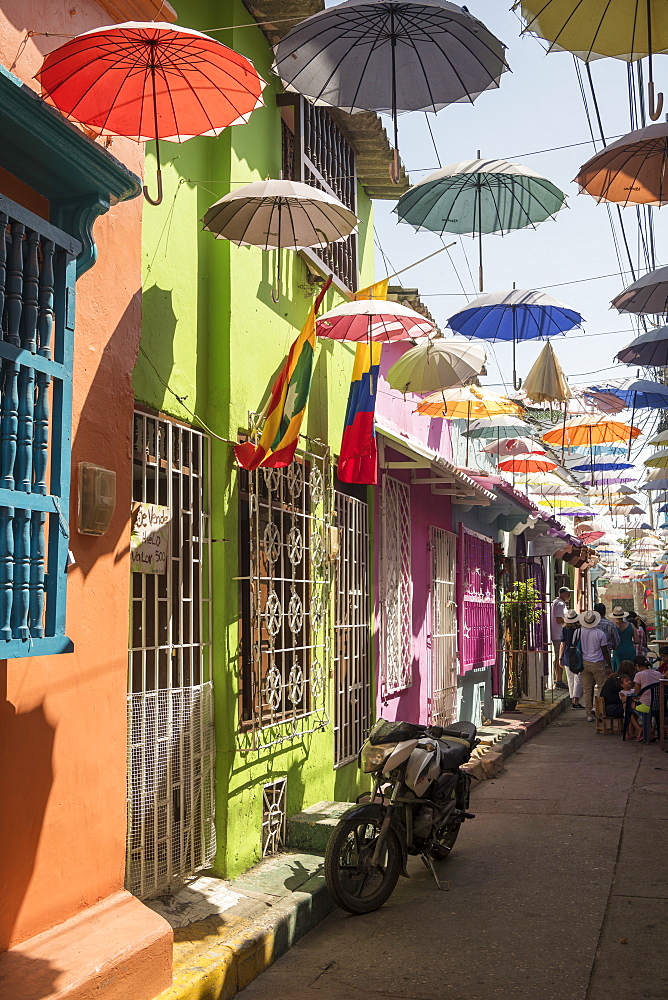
{"left": 438, "top": 722, "right": 477, "bottom": 747}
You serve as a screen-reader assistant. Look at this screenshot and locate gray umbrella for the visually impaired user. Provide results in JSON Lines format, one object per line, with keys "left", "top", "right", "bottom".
{"left": 272, "top": 0, "right": 509, "bottom": 180}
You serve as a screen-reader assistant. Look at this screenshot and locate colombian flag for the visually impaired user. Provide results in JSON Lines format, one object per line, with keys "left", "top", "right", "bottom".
{"left": 337, "top": 280, "right": 389, "bottom": 485}
{"left": 235, "top": 278, "right": 332, "bottom": 470}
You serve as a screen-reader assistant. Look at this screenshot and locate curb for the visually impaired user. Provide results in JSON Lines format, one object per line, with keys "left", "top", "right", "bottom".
{"left": 157, "top": 692, "right": 570, "bottom": 1000}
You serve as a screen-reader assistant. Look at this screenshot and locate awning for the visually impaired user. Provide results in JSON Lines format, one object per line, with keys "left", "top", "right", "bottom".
{"left": 464, "top": 475, "right": 542, "bottom": 531}
{"left": 376, "top": 423, "right": 494, "bottom": 505}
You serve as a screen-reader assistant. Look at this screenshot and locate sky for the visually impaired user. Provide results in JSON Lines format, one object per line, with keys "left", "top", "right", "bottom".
{"left": 365, "top": 2, "right": 665, "bottom": 417}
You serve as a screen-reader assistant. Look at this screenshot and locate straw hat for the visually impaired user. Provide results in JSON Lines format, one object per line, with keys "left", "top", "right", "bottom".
{"left": 611, "top": 606, "right": 628, "bottom": 620}
{"left": 580, "top": 610, "right": 601, "bottom": 629}
{"left": 563, "top": 608, "right": 580, "bottom": 624}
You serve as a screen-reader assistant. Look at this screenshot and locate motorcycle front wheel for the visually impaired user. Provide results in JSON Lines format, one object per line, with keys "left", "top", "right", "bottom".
{"left": 325, "top": 815, "right": 402, "bottom": 914}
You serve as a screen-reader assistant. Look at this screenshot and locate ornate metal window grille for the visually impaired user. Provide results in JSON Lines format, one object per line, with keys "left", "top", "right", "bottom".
{"left": 126, "top": 411, "right": 215, "bottom": 900}
{"left": 0, "top": 193, "right": 80, "bottom": 658}
{"left": 380, "top": 475, "right": 412, "bottom": 695}
{"left": 458, "top": 525, "right": 496, "bottom": 673}
{"left": 262, "top": 778, "right": 287, "bottom": 857}
{"left": 238, "top": 437, "right": 331, "bottom": 751}
{"left": 281, "top": 99, "right": 358, "bottom": 292}
{"left": 429, "top": 526, "right": 458, "bottom": 725}
{"left": 334, "top": 491, "right": 370, "bottom": 767}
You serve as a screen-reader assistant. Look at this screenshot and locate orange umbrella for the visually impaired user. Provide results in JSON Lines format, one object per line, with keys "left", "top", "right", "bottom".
{"left": 415, "top": 385, "right": 522, "bottom": 419}
{"left": 542, "top": 415, "right": 641, "bottom": 447}
{"left": 497, "top": 453, "right": 557, "bottom": 473}
{"left": 575, "top": 123, "right": 668, "bottom": 206}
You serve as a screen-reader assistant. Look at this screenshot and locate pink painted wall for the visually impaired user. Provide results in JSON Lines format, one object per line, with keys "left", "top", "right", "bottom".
{"left": 375, "top": 342, "right": 454, "bottom": 726}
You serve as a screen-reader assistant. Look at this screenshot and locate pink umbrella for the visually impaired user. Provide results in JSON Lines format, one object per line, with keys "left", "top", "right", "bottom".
{"left": 316, "top": 299, "right": 434, "bottom": 343}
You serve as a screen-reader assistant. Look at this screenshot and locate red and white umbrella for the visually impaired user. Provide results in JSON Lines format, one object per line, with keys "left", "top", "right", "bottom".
{"left": 316, "top": 299, "right": 435, "bottom": 343}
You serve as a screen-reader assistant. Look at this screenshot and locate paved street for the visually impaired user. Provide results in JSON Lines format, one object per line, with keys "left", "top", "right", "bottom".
{"left": 240, "top": 714, "right": 668, "bottom": 1000}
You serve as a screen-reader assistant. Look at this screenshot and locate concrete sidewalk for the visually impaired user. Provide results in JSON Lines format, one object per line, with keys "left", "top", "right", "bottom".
{"left": 239, "top": 710, "right": 668, "bottom": 1000}
{"left": 148, "top": 693, "right": 569, "bottom": 1000}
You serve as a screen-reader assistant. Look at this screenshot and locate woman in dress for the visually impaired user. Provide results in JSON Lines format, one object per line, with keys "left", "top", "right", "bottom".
{"left": 611, "top": 607, "right": 638, "bottom": 671}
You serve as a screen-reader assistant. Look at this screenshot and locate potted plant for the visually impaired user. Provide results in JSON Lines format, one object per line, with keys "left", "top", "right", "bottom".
{"left": 502, "top": 578, "right": 544, "bottom": 710}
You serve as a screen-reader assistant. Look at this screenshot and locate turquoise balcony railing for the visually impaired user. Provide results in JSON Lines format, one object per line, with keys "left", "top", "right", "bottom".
{"left": 0, "top": 192, "right": 79, "bottom": 657}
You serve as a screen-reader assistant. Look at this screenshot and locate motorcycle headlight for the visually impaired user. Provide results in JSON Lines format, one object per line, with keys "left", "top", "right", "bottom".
{"left": 360, "top": 744, "right": 391, "bottom": 773}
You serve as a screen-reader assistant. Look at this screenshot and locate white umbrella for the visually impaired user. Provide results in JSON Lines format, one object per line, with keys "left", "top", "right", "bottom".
{"left": 480, "top": 436, "right": 540, "bottom": 456}
{"left": 612, "top": 264, "right": 668, "bottom": 315}
{"left": 202, "top": 179, "right": 358, "bottom": 300}
{"left": 386, "top": 338, "right": 486, "bottom": 394}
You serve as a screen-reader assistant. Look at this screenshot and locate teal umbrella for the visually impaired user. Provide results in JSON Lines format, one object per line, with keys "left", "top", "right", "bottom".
{"left": 395, "top": 157, "right": 566, "bottom": 290}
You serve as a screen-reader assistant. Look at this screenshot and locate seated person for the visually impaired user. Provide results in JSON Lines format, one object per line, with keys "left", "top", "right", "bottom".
{"left": 619, "top": 676, "right": 641, "bottom": 740}
{"left": 599, "top": 660, "right": 637, "bottom": 718}
{"left": 658, "top": 645, "right": 668, "bottom": 676}
{"left": 632, "top": 660, "right": 664, "bottom": 741}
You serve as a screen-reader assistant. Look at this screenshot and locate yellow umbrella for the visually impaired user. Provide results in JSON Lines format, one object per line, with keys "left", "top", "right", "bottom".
{"left": 522, "top": 340, "right": 571, "bottom": 403}
{"left": 644, "top": 448, "right": 668, "bottom": 467}
{"left": 415, "top": 385, "right": 522, "bottom": 419}
{"left": 542, "top": 415, "right": 641, "bottom": 447}
{"left": 517, "top": 0, "right": 668, "bottom": 118}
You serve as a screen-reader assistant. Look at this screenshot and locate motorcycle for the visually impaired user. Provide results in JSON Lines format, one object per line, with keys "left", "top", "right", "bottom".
{"left": 325, "top": 717, "right": 478, "bottom": 914}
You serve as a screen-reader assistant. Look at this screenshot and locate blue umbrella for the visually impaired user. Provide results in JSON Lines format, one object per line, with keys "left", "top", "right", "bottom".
{"left": 447, "top": 288, "right": 583, "bottom": 389}
{"left": 571, "top": 460, "right": 635, "bottom": 472}
{"left": 569, "top": 444, "right": 627, "bottom": 456}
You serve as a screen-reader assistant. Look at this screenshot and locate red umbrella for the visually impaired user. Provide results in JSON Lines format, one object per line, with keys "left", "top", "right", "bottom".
{"left": 37, "top": 21, "right": 265, "bottom": 204}
{"left": 497, "top": 453, "right": 557, "bottom": 473}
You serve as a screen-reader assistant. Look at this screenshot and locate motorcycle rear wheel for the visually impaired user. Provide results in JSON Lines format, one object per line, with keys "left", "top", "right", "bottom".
{"left": 430, "top": 822, "right": 460, "bottom": 861}
{"left": 325, "top": 816, "right": 402, "bottom": 914}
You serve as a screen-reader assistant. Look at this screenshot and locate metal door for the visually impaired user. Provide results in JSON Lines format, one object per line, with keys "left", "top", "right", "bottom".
{"left": 430, "top": 526, "right": 458, "bottom": 724}
{"left": 380, "top": 475, "right": 412, "bottom": 695}
{"left": 458, "top": 525, "right": 496, "bottom": 672}
{"left": 334, "top": 491, "right": 371, "bottom": 766}
{"left": 126, "top": 412, "right": 215, "bottom": 900}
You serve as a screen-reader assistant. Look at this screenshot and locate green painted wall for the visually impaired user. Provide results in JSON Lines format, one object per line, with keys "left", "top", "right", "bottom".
{"left": 136, "top": 0, "right": 375, "bottom": 877}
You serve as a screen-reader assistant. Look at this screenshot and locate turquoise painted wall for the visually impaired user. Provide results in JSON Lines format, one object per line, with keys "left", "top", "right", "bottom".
{"left": 136, "top": 0, "right": 376, "bottom": 877}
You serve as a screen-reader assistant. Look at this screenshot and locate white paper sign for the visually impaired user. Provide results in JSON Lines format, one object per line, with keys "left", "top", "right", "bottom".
{"left": 130, "top": 502, "right": 170, "bottom": 574}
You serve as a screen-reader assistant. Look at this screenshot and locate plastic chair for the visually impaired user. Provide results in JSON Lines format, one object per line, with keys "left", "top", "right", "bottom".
{"left": 622, "top": 683, "right": 668, "bottom": 744}
{"left": 595, "top": 696, "right": 622, "bottom": 735}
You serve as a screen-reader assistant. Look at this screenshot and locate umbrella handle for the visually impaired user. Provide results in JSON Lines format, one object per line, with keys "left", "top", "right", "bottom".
{"left": 143, "top": 166, "right": 163, "bottom": 206}
{"left": 648, "top": 79, "right": 664, "bottom": 121}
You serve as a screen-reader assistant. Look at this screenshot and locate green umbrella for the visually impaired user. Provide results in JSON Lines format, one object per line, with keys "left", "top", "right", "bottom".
{"left": 395, "top": 157, "right": 566, "bottom": 290}
{"left": 465, "top": 415, "right": 532, "bottom": 439}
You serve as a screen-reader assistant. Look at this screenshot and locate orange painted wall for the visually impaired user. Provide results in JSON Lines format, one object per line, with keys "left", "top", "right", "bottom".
{"left": 0, "top": 5, "right": 145, "bottom": 950}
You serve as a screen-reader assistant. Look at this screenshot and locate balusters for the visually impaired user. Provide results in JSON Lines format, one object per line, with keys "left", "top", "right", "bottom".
{"left": 29, "top": 510, "right": 45, "bottom": 637}
{"left": 2, "top": 224, "right": 23, "bottom": 492}
{"left": 21, "top": 229, "right": 39, "bottom": 353}
{"left": 15, "top": 229, "right": 38, "bottom": 493}
{"left": 11, "top": 508, "right": 30, "bottom": 639}
{"left": 0, "top": 211, "right": 7, "bottom": 332}
{"left": 6, "top": 222, "right": 23, "bottom": 349}
{"left": 0, "top": 506, "right": 13, "bottom": 640}
{"left": 34, "top": 239, "right": 54, "bottom": 498}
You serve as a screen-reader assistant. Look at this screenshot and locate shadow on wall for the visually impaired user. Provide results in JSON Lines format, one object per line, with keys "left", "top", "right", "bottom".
{"left": 69, "top": 287, "right": 145, "bottom": 580}
{"left": 0, "top": 664, "right": 57, "bottom": 981}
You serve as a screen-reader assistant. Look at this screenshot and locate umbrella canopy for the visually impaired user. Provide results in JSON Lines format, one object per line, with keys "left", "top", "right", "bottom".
{"left": 616, "top": 326, "right": 668, "bottom": 366}
{"left": 648, "top": 430, "right": 668, "bottom": 447}
{"left": 202, "top": 180, "right": 357, "bottom": 249}
{"left": 585, "top": 379, "right": 668, "bottom": 409}
{"left": 522, "top": 340, "right": 571, "bottom": 403}
{"left": 516, "top": 0, "right": 668, "bottom": 119}
{"left": 612, "top": 265, "right": 668, "bottom": 315}
{"left": 415, "top": 385, "right": 523, "bottom": 419}
{"left": 37, "top": 22, "right": 265, "bottom": 204}
{"left": 385, "top": 338, "right": 486, "bottom": 394}
{"left": 578, "top": 531, "right": 606, "bottom": 543}
{"left": 447, "top": 288, "right": 583, "bottom": 389}
{"left": 525, "top": 478, "right": 581, "bottom": 495}
{"left": 642, "top": 468, "right": 668, "bottom": 490}
{"left": 316, "top": 299, "right": 434, "bottom": 343}
{"left": 497, "top": 453, "right": 558, "bottom": 473}
{"left": 575, "top": 123, "right": 668, "bottom": 206}
{"left": 569, "top": 444, "right": 628, "bottom": 455}
{"left": 570, "top": 460, "right": 635, "bottom": 473}
{"left": 272, "top": 0, "right": 509, "bottom": 178}
{"left": 645, "top": 448, "right": 668, "bottom": 468}
{"left": 480, "top": 437, "right": 540, "bottom": 456}
{"left": 395, "top": 159, "right": 565, "bottom": 289}
{"left": 542, "top": 415, "right": 641, "bottom": 447}
{"left": 465, "top": 415, "right": 533, "bottom": 438}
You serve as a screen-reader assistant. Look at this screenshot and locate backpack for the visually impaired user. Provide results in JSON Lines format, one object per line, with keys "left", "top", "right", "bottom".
{"left": 567, "top": 628, "right": 584, "bottom": 674}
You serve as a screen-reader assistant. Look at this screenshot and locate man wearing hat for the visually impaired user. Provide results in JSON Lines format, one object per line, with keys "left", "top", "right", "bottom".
{"left": 578, "top": 609, "right": 612, "bottom": 721}
{"left": 550, "top": 587, "right": 571, "bottom": 689}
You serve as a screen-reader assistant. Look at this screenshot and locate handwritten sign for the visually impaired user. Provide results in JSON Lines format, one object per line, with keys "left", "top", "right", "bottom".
{"left": 130, "top": 502, "right": 171, "bottom": 574}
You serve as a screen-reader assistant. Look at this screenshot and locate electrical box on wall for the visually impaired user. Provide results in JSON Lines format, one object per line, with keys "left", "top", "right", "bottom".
{"left": 78, "top": 462, "right": 116, "bottom": 536}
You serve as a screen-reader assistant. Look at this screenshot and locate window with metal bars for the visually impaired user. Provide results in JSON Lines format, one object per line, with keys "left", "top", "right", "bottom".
{"left": 280, "top": 98, "right": 358, "bottom": 292}
{"left": 380, "top": 475, "right": 412, "bottom": 695}
{"left": 126, "top": 410, "right": 215, "bottom": 901}
{"left": 0, "top": 193, "right": 79, "bottom": 657}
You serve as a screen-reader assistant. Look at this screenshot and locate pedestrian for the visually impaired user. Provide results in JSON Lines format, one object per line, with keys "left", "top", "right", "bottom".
{"left": 550, "top": 586, "right": 571, "bottom": 689}
{"left": 627, "top": 610, "right": 648, "bottom": 656}
{"left": 599, "top": 659, "right": 636, "bottom": 719}
{"left": 610, "top": 607, "right": 638, "bottom": 670}
{"left": 593, "top": 603, "right": 620, "bottom": 655}
{"left": 558, "top": 608, "right": 584, "bottom": 709}
{"left": 578, "top": 609, "right": 612, "bottom": 722}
